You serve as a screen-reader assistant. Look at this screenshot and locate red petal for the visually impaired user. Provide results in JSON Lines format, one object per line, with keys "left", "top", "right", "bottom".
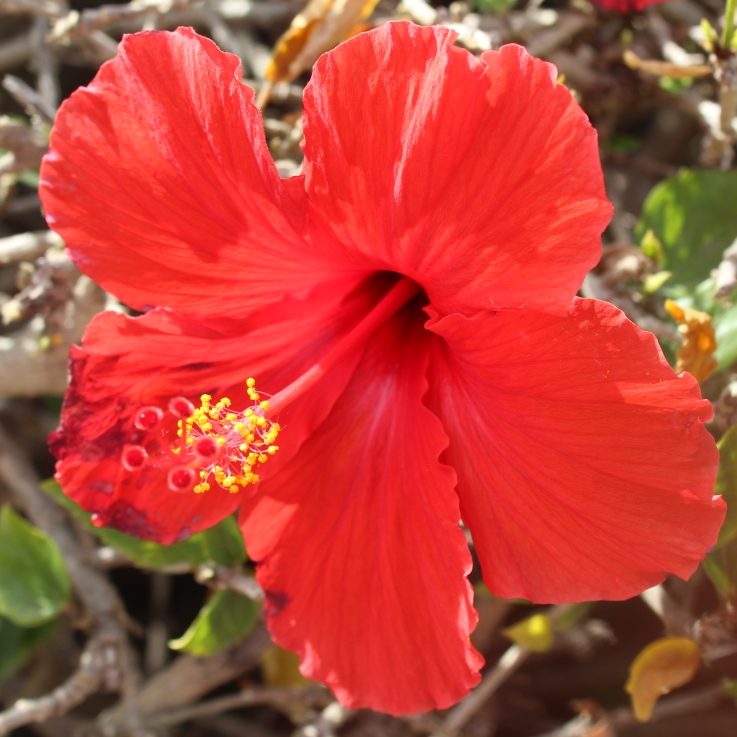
{"left": 40, "top": 28, "right": 337, "bottom": 318}
{"left": 427, "top": 299, "right": 726, "bottom": 603}
{"left": 53, "top": 279, "right": 374, "bottom": 544}
{"left": 301, "top": 23, "right": 611, "bottom": 315}
{"left": 241, "top": 307, "right": 482, "bottom": 715}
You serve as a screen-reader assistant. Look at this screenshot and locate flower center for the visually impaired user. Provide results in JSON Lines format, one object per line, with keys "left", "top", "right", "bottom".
{"left": 120, "top": 380, "right": 279, "bottom": 496}
{"left": 118, "top": 276, "right": 419, "bottom": 497}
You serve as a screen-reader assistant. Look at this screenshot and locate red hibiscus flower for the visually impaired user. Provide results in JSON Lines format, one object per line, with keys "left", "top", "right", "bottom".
{"left": 40, "top": 22, "right": 725, "bottom": 716}
{"left": 590, "top": 0, "right": 668, "bottom": 11}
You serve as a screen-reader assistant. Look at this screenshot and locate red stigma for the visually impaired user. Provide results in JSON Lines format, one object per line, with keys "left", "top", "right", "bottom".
{"left": 168, "top": 466, "right": 196, "bottom": 491}
{"left": 135, "top": 406, "right": 164, "bottom": 430}
{"left": 194, "top": 435, "right": 220, "bottom": 463}
{"left": 168, "top": 396, "right": 195, "bottom": 418}
{"left": 122, "top": 444, "right": 148, "bottom": 471}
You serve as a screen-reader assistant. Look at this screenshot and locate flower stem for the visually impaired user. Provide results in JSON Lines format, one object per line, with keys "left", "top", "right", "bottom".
{"left": 722, "top": 0, "right": 737, "bottom": 49}
{"left": 266, "top": 276, "right": 421, "bottom": 417}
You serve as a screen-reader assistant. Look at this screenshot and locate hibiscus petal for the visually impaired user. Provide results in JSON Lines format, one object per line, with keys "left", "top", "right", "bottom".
{"left": 240, "top": 307, "right": 482, "bottom": 715}
{"left": 301, "top": 22, "right": 611, "bottom": 315}
{"left": 40, "top": 27, "right": 338, "bottom": 318}
{"left": 427, "top": 299, "right": 726, "bottom": 603}
{"left": 53, "top": 279, "right": 374, "bottom": 544}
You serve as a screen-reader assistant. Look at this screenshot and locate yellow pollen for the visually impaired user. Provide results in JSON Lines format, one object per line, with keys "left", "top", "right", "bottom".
{"left": 173, "top": 382, "right": 280, "bottom": 496}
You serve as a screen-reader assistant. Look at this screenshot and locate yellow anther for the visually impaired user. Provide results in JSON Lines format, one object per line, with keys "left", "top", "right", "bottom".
{"left": 217, "top": 436, "right": 226, "bottom": 446}
{"left": 186, "top": 437, "right": 195, "bottom": 446}
{"left": 172, "top": 447, "right": 181, "bottom": 455}
{"left": 226, "top": 413, "right": 237, "bottom": 421}
{"left": 246, "top": 378, "right": 256, "bottom": 388}
{"left": 202, "top": 422, "right": 212, "bottom": 431}
{"left": 200, "top": 394, "right": 211, "bottom": 404}
{"left": 258, "top": 454, "right": 268, "bottom": 463}
{"left": 267, "top": 446, "right": 278, "bottom": 455}
{"left": 199, "top": 470, "right": 207, "bottom": 478}
{"left": 260, "top": 400, "right": 270, "bottom": 410}
{"left": 177, "top": 429, "right": 183, "bottom": 437}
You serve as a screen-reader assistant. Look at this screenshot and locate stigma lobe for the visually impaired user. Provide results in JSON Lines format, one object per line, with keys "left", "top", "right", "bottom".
{"left": 119, "top": 380, "right": 280, "bottom": 496}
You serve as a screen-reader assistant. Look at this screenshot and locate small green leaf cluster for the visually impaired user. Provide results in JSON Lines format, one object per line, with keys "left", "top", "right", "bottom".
{"left": 636, "top": 169, "right": 737, "bottom": 372}
{"left": 0, "top": 506, "right": 69, "bottom": 683}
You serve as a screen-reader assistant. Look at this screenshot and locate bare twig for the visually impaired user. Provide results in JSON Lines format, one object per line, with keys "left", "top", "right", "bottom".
{"left": 195, "top": 563, "right": 265, "bottom": 601}
{"left": 149, "top": 686, "right": 328, "bottom": 729}
{"left": 293, "top": 701, "right": 354, "bottom": 737}
{"left": 440, "top": 645, "right": 529, "bottom": 736}
{"left": 713, "top": 237, "right": 737, "bottom": 298}
{"left": 0, "top": 230, "right": 60, "bottom": 264}
{"left": 0, "top": 31, "right": 33, "bottom": 74}
{"left": 0, "top": 117, "right": 48, "bottom": 174}
{"left": 535, "top": 680, "right": 729, "bottom": 736}
{"left": 525, "top": 12, "right": 593, "bottom": 59}
{"left": 48, "top": 0, "right": 197, "bottom": 42}
{"left": 31, "top": 17, "right": 60, "bottom": 111}
{"left": 0, "top": 0, "right": 65, "bottom": 18}
{"left": 97, "top": 623, "right": 273, "bottom": 735}
{"left": 2, "top": 74, "right": 56, "bottom": 124}
{"left": 640, "top": 584, "right": 695, "bottom": 637}
{"left": 0, "top": 635, "right": 114, "bottom": 736}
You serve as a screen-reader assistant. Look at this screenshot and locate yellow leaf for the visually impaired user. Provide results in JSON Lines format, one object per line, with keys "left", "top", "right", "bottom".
{"left": 664, "top": 299, "right": 718, "bottom": 383}
{"left": 265, "top": 0, "right": 380, "bottom": 85}
{"left": 502, "top": 613, "right": 554, "bottom": 652}
{"left": 260, "top": 645, "right": 313, "bottom": 687}
{"left": 625, "top": 637, "right": 700, "bottom": 722}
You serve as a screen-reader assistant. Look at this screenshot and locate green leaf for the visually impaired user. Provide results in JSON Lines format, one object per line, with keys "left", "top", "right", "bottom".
{"left": 0, "top": 614, "right": 56, "bottom": 683}
{"left": 657, "top": 76, "right": 693, "bottom": 95}
{"left": 0, "top": 506, "right": 70, "bottom": 626}
{"left": 640, "top": 229, "right": 665, "bottom": 264}
{"left": 642, "top": 271, "right": 672, "bottom": 294}
{"left": 704, "top": 425, "right": 737, "bottom": 598}
{"left": 16, "top": 170, "right": 39, "bottom": 188}
{"left": 715, "top": 304, "right": 737, "bottom": 371}
{"left": 42, "top": 481, "right": 245, "bottom": 570}
{"left": 636, "top": 169, "right": 737, "bottom": 286}
{"left": 471, "top": 0, "right": 516, "bottom": 12}
{"left": 724, "top": 678, "right": 737, "bottom": 706}
{"left": 169, "top": 589, "right": 258, "bottom": 656}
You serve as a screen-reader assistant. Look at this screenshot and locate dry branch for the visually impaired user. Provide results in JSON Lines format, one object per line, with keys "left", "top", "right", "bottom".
{"left": 195, "top": 563, "right": 265, "bottom": 600}
{"left": 0, "top": 0, "right": 65, "bottom": 18}
{"left": 96, "top": 624, "right": 272, "bottom": 735}
{"left": 0, "top": 635, "right": 113, "bottom": 736}
{"left": 0, "top": 426, "right": 127, "bottom": 733}
{"left": 2, "top": 74, "right": 56, "bottom": 124}
{"left": 149, "top": 686, "right": 328, "bottom": 729}
{"left": 440, "top": 645, "right": 529, "bottom": 736}
{"left": 0, "top": 230, "right": 60, "bottom": 264}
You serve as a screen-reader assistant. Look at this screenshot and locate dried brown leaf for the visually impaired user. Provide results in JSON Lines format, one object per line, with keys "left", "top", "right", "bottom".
{"left": 664, "top": 300, "right": 718, "bottom": 383}
{"left": 625, "top": 637, "right": 700, "bottom": 722}
{"left": 265, "top": 0, "right": 380, "bottom": 85}
{"left": 623, "top": 49, "right": 712, "bottom": 80}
